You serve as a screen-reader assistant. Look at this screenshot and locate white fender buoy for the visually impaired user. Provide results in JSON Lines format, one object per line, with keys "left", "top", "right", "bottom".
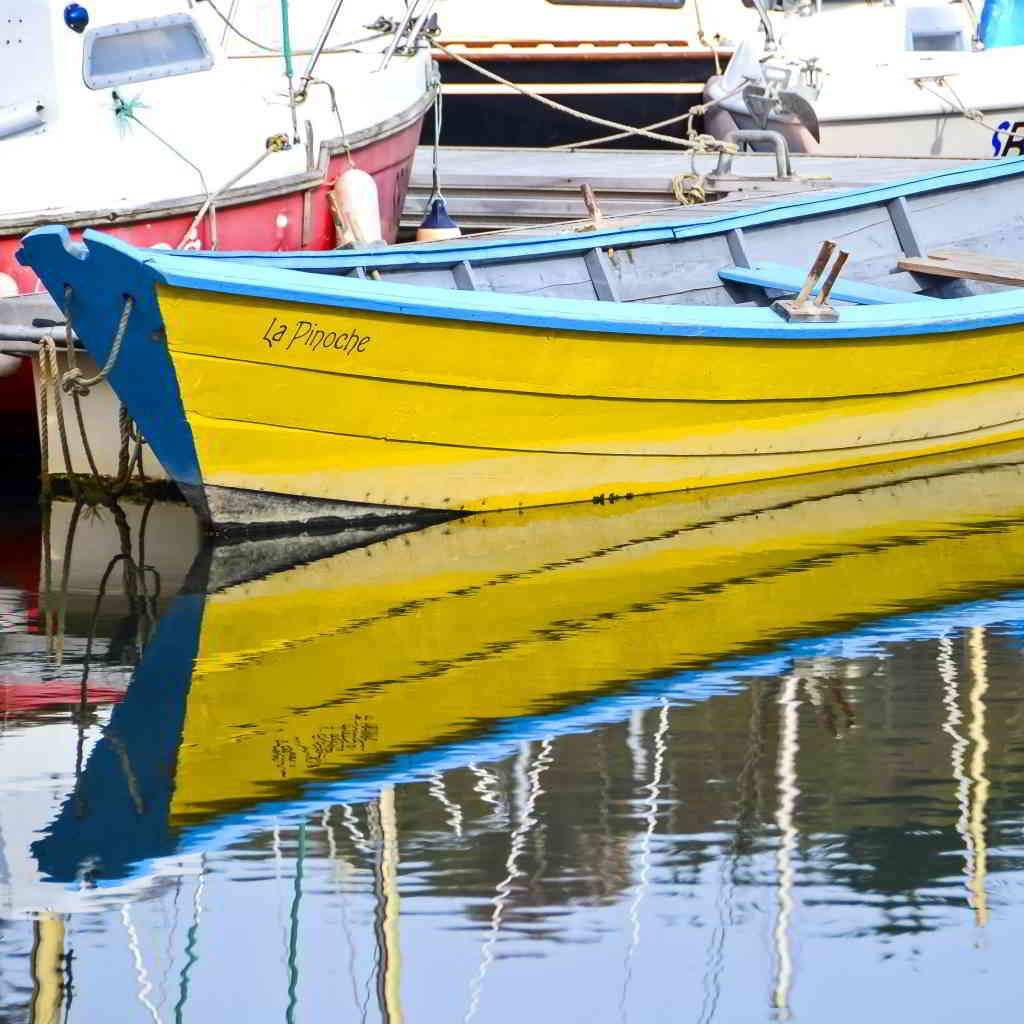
{"left": 332, "top": 167, "right": 383, "bottom": 248}
{"left": 416, "top": 197, "right": 461, "bottom": 243}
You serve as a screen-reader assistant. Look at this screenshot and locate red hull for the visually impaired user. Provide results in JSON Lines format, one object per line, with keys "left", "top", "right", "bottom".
{"left": 0, "top": 116, "right": 421, "bottom": 297}
{"left": 0, "top": 116, "right": 423, "bottom": 441}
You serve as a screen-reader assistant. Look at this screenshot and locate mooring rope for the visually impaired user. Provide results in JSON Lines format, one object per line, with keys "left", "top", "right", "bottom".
{"left": 38, "top": 335, "right": 83, "bottom": 499}
{"left": 38, "top": 290, "right": 146, "bottom": 502}
{"left": 435, "top": 41, "right": 735, "bottom": 154}
{"left": 551, "top": 80, "right": 747, "bottom": 155}
{"left": 60, "top": 292, "right": 134, "bottom": 398}
{"left": 915, "top": 75, "right": 1024, "bottom": 148}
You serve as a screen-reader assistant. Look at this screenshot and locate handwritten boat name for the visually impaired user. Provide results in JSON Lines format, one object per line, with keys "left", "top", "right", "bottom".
{"left": 262, "top": 316, "right": 371, "bottom": 355}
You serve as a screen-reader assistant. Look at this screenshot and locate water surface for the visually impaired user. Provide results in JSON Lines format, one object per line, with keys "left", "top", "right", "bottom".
{"left": 4, "top": 453, "right": 1024, "bottom": 1021}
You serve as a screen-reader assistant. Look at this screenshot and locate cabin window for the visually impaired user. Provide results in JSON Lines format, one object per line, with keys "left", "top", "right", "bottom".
{"left": 905, "top": 7, "right": 967, "bottom": 51}
{"left": 82, "top": 14, "right": 214, "bottom": 90}
{"left": 545, "top": 0, "right": 686, "bottom": 8}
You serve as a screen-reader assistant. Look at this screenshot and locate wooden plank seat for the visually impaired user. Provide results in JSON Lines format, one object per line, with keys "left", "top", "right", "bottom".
{"left": 897, "top": 247, "right": 1024, "bottom": 286}
{"left": 719, "top": 261, "right": 941, "bottom": 305}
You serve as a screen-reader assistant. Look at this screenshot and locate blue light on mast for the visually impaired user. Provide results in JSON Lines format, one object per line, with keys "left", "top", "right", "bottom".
{"left": 64, "top": 4, "right": 89, "bottom": 33}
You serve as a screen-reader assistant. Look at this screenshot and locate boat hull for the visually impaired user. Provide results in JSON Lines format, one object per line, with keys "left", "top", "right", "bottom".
{"left": 155, "top": 282, "right": 1024, "bottom": 529}
{"left": 19, "top": 157, "right": 1024, "bottom": 532}
{"left": 3, "top": 106, "right": 427, "bottom": 486}
{"left": 706, "top": 100, "right": 1021, "bottom": 160}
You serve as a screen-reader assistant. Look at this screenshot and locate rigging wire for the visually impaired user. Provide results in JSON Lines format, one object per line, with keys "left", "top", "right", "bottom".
{"left": 202, "top": 0, "right": 277, "bottom": 51}
{"left": 202, "top": 0, "right": 391, "bottom": 56}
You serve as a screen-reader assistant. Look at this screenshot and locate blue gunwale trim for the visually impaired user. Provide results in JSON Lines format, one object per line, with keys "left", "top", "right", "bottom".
{"left": 156, "top": 156, "right": 1024, "bottom": 270}
{"left": 146, "top": 238, "right": 1024, "bottom": 341}
{"left": 17, "top": 151, "right": 1024, "bottom": 343}
{"left": 15, "top": 225, "right": 204, "bottom": 488}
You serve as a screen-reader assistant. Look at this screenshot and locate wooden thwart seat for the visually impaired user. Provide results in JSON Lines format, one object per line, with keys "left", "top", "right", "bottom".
{"left": 897, "top": 247, "right": 1024, "bottom": 286}
{"left": 719, "top": 261, "right": 940, "bottom": 305}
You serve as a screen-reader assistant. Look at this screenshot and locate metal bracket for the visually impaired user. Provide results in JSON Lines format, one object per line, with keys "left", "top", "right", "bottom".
{"left": 710, "top": 129, "right": 795, "bottom": 182}
{"left": 772, "top": 240, "right": 850, "bottom": 322}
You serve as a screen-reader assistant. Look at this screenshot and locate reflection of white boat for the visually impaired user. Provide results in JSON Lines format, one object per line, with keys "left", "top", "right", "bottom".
{"left": 1, "top": 499, "right": 200, "bottom": 921}
{"left": 0, "top": 498, "right": 200, "bottom": 711}
{"left": 705, "top": 0, "right": 1024, "bottom": 158}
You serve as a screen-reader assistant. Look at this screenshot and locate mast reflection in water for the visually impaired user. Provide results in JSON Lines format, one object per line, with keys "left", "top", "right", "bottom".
{"left": 4, "top": 444, "right": 1024, "bottom": 1021}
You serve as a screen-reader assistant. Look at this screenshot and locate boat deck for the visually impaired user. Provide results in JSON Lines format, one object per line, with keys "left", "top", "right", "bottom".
{"left": 402, "top": 146, "right": 992, "bottom": 232}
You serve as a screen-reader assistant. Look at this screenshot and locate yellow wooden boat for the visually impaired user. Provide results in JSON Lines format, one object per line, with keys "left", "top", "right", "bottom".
{"left": 31, "top": 443, "right": 1024, "bottom": 881}
{"left": 17, "top": 159, "right": 1024, "bottom": 531}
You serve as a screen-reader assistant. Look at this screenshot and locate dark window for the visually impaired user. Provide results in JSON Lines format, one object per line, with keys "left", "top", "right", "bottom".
{"left": 83, "top": 14, "right": 213, "bottom": 90}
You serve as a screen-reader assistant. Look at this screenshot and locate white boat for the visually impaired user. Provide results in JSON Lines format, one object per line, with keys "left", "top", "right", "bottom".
{"left": 0, "top": 0, "right": 435, "bottom": 482}
{"left": 704, "top": 0, "right": 1024, "bottom": 158}
{"left": 431, "top": 0, "right": 758, "bottom": 147}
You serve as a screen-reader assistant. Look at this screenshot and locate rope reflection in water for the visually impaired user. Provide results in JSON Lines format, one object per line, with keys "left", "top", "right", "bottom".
{"left": 773, "top": 676, "right": 802, "bottom": 1020}
{"left": 465, "top": 740, "right": 553, "bottom": 1023}
{"left": 967, "top": 627, "right": 991, "bottom": 928}
{"left": 620, "top": 699, "right": 670, "bottom": 1020}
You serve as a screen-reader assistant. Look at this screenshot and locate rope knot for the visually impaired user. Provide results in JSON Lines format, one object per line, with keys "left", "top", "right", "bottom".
{"left": 59, "top": 293, "right": 135, "bottom": 396}
{"left": 61, "top": 366, "right": 90, "bottom": 396}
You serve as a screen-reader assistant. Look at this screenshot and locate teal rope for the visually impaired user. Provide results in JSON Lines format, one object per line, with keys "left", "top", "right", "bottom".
{"left": 280, "top": 0, "right": 294, "bottom": 78}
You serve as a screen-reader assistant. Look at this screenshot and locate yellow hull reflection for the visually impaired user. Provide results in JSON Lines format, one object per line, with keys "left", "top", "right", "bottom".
{"left": 171, "top": 442, "right": 1024, "bottom": 825}
{"left": 158, "top": 286, "right": 1024, "bottom": 514}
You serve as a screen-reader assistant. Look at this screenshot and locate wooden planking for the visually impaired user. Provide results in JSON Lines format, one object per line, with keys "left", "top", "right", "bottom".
{"left": 897, "top": 247, "right": 1024, "bottom": 286}
{"left": 401, "top": 147, "right": 986, "bottom": 229}
{"left": 902, "top": 178, "right": 1024, "bottom": 300}
{"left": 476, "top": 253, "right": 596, "bottom": 299}
{"left": 906, "top": 176, "right": 1024, "bottom": 254}
{"left": 603, "top": 235, "right": 735, "bottom": 304}
{"left": 379, "top": 266, "right": 459, "bottom": 290}
{"left": 743, "top": 201, "right": 903, "bottom": 279}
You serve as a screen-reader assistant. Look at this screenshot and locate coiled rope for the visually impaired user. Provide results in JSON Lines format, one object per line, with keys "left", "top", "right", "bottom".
{"left": 671, "top": 171, "right": 707, "bottom": 206}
